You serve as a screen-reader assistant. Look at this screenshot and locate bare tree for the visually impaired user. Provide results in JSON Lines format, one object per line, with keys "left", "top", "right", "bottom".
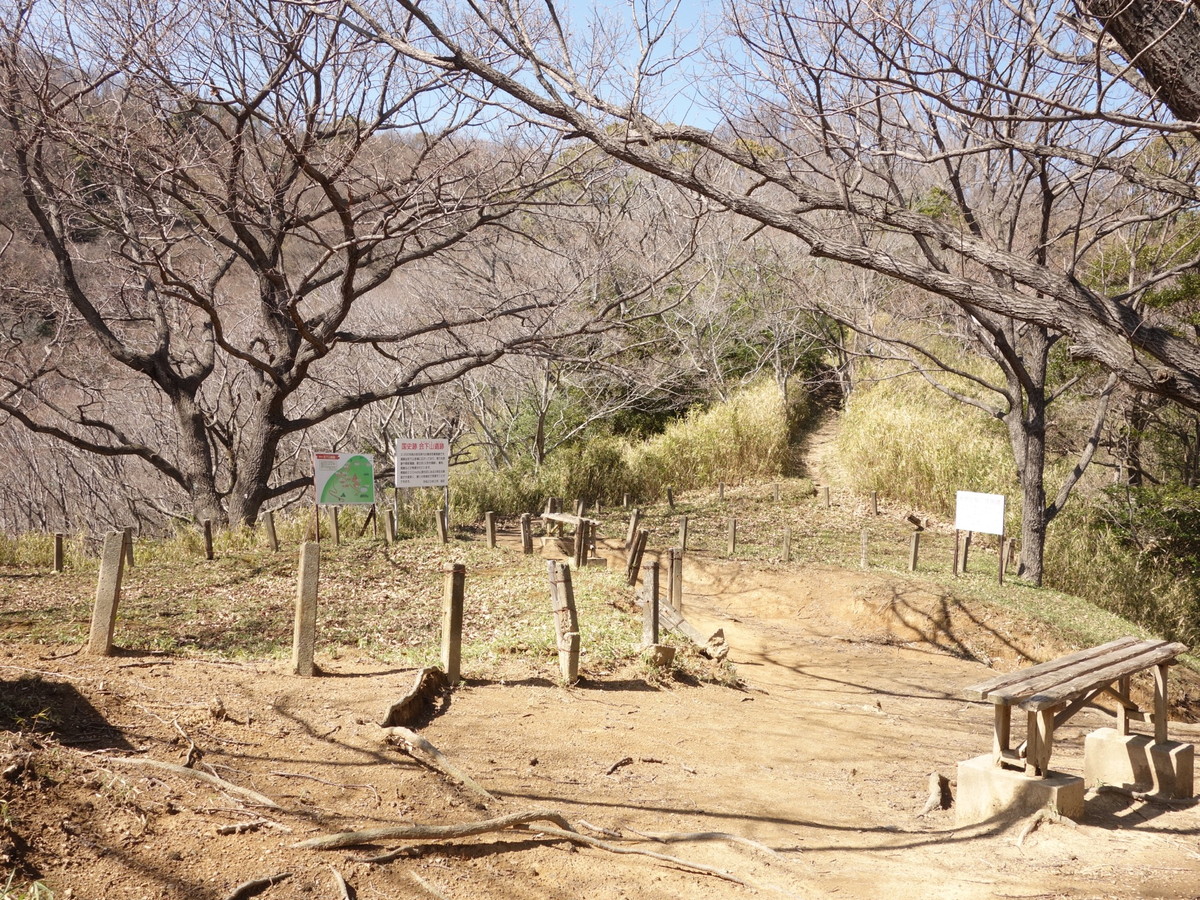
{"left": 0, "top": 0, "right": 680, "bottom": 528}
{"left": 327, "top": 0, "right": 1200, "bottom": 581}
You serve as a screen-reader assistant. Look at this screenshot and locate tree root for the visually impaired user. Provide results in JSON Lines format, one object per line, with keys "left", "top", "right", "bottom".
{"left": 102, "top": 756, "right": 280, "bottom": 809}
{"left": 220, "top": 872, "right": 291, "bottom": 900}
{"left": 292, "top": 809, "right": 574, "bottom": 850}
{"left": 380, "top": 725, "right": 495, "bottom": 804}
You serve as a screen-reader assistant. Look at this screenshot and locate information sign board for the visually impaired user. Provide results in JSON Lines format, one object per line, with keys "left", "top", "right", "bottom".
{"left": 395, "top": 438, "right": 450, "bottom": 489}
{"left": 313, "top": 452, "right": 376, "bottom": 506}
{"left": 954, "top": 491, "right": 1005, "bottom": 535}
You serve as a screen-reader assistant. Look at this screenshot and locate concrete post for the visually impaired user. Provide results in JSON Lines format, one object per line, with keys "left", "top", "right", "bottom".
{"left": 782, "top": 526, "right": 792, "bottom": 563}
{"left": 122, "top": 526, "right": 134, "bottom": 569}
{"left": 383, "top": 507, "right": 396, "bottom": 545}
{"left": 292, "top": 542, "right": 320, "bottom": 677}
{"left": 435, "top": 509, "right": 448, "bottom": 544}
{"left": 87, "top": 531, "right": 127, "bottom": 656}
{"left": 727, "top": 518, "right": 736, "bottom": 557}
{"left": 263, "top": 509, "right": 279, "bottom": 553}
{"left": 441, "top": 563, "right": 466, "bottom": 684}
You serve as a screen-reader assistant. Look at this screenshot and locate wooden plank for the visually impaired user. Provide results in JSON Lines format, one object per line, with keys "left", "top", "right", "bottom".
{"left": 963, "top": 637, "right": 1139, "bottom": 700}
{"left": 982, "top": 638, "right": 1163, "bottom": 703}
{"left": 1154, "top": 663, "right": 1169, "bottom": 743}
{"left": 1016, "top": 641, "right": 1188, "bottom": 710}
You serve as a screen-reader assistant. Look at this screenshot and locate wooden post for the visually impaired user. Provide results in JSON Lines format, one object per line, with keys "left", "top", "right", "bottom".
{"left": 203, "top": 519, "right": 214, "bottom": 561}
{"left": 782, "top": 526, "right": 792, "bottom": 563}
{"left": 622, "top": 493, "right": 630, "bottom": 509}
{"left": 441, "top": 563, "right": 466, "bottom": 685}
{"left": 625, "top": 508, "right": 641, "bottom": 549}
{"left": 998, "top": 532, "right": 1006, "bottom": 585}
{"left": 727, "top": 518, "right": 736, "bottom": 557}
{"left": 909, "top": 531, "right": 920, "bottom": 572}
{"left": 329, "top": 507, "right": 341, "bottom": 546}
{"left": 678, "top": 515, "right": 689, "bottom": 552}
{"left": 86, "top": 531, "right": 127, "bottom": 656}
{"left": 822, "top": 486, "right": 830, "bottom": 508}
{"left": 573, "top": 518, "right": 589, "bottom": 569}
{"left": 547, "top": 561, "right": 580, "bottom": 684}
{"left": 1117, "top": 674, "right": 1132, "bottom": 736}
{"left": 595, "top": 500, "right": 602, "bottom": 517}
{"left": 718, "top": 481, "right": 725, "bottom": 502}
{"left": 123, "top": 526, "right": 134, "bottom": 569}
{"left": 962, "top": 531, "right": 972, "bottom": 573}
{"left": 625, "top": 530, "right": 648, "bottom": 586}
{"left": 574, "top": 499, "right": 585, "bottom": 519}
{"left": 642, "top": 560, "right": 659, "bottom": 646}
{"left": 669, "top": 548, "right": 683, "bottom": 612}
{"left": 53, "top": 533, "right": 64, "bottom": 573}
{"left": 860, "top": 529, "right": 868, "bottom": 569}
{"left": 435, "top": 509, "right": 448, "bottom": 544}
{"left": 953, "top": 529, "right": 961, "bottom": 576}
{"left": 870, "top": 491, "right": 878, "bottom": 516}
{"left": 292, "top": 542, "right": 320, "bottom": 677}
{"left": 773, "top": 483, "right": 780, "bottom": 502}
{"left": 263, "top": 509, "right": 279, "bottom": 552}
{"left": 383, "top": 507, "right": 396, "bottom": 545}
{"left": 666, "top": 487, "right": 675, "bottom": 510}
{"left": 485, "top": 511, "right": 496, "bottom": 549}
{"left": 520, "top": 513, "right": 533, "bottom": 555}
{"left": 993, "top": 704, "right": 1011, "bottom": 764}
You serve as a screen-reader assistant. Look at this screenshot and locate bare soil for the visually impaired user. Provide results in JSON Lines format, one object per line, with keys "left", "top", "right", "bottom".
{"left": 3, "top": 547, "right": 1199, "bottom": 900}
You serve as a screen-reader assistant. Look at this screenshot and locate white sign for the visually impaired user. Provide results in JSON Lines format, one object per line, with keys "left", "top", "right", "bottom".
{"left": 955, "top": 491, "right": 1006, "bottom": 536}
{"left": 312, "top": 452, "right": 376, "bottom": 506}
{"left": 395, "top": 438, "right": 450, "bottom": 488}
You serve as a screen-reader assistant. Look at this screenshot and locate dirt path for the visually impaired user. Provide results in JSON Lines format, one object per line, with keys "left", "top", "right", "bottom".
{"left": 4, "top": 553, "right": 1198, "bottom": 899}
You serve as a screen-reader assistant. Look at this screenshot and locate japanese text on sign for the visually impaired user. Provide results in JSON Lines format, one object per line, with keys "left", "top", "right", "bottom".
{"left": 395, "top": 438, "right": 449, "bottom": 488}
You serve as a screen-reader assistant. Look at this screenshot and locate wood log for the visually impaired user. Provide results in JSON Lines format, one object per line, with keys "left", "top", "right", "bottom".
{"left": 379, "top": 666, "right": 450, "bottom": 728}
{"left": 293, "top": 809, "right": 573, "bottom": 850}
{"left": 652, "top": 602, "right": 728, "bottom": 661}
{"left": 381, "top": 726, "right": 495, "bottom": 804}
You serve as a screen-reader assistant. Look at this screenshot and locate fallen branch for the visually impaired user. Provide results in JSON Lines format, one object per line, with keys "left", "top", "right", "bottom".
{"left": 380, "top": 726, "right": 495, "bottom": 804}
{"left": 293, "top": 809, "right": 574, "bottom": 851}
{"left": 270, "top": 771, "right": 381, "bottom": 805}
{"left": 380, "top": 667, "right": 450, "bottom": 728}
{"left": 220, "top": 872, "right": 291, "bottom": 900}
{"left": 102, "top": 756, "right": 280, "bottom": 809}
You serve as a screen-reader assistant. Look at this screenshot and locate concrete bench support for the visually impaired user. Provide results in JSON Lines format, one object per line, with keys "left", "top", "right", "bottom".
{"left": 1084, "top": 727, "right": 1194, "bottom": 800}
{"left": 956, "top": 754, "right": 1084, "bottom": 826}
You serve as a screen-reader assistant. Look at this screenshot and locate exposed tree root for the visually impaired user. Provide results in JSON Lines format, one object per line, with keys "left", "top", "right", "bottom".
{"left": 220, "top": 871, "right": 291, "bottom": 900}
{"left": 292, "top": 809, "right": 573, "bottom": 850}
{"left": 102, "top": 756, "right": 280, "bottom": 809}
{"left": 380, "top": 725, "right": 495, "bottom": 804}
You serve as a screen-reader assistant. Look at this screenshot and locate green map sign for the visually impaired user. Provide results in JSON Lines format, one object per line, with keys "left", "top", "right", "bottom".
{"left": 313, "top": 452, "right": 376, "bottom": 506}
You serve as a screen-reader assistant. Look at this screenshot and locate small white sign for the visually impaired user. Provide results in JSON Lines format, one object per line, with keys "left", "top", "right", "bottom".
{"left": 313, "top": 452, "right": 376, "bottom": 506}
{"left": 955, "top": 491, "right": 1006, "bottom": 536}
{"left": 395, "top": 438, "right": 450, "bottom": 488}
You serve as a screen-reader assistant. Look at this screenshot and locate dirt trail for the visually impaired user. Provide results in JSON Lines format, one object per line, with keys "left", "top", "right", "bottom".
{"left": 3, "top": 554, "right": 1200, "bottom": 899}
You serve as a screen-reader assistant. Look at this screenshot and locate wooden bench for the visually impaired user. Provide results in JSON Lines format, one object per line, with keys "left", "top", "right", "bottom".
{"left": 540, "top": 512, "right": 597, "bottom": 535}
{"left": 963, "top": 637, "right": 1188, "bottom": 778}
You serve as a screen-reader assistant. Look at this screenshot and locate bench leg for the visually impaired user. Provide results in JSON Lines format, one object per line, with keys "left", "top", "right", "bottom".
{"left": 993, "top": 704, "right": 1011, "bottom": 765}
{"left": 1117, "top": 675, "right": 1131, "bottom": 736}
{"left": 1025, "top": 708, "right": 1056, "bottom": 777}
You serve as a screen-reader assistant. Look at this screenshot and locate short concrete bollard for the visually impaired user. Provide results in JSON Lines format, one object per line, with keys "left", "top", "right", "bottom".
{"left": 435, "top": 509, "right": 448, "bottom": 545}
{"left": 263, "top": 509, "right": 279, "bottom": 553}
{"left": 782, "top": 526, "right": 792, "bottom": 563}
{"left": 727, "top": 519, "right": 736, "bottom": 557}
{"left": 1084, "top": 727, "right": 1195, "bottom": 800}
{"left": 292, "top": 542, "right": 320, "bottom": 677}
{"left": 441, "top": 563, "right": 466, "bottom": 684}
{"left": 383, "top": 507, "right": 397, "bottom": 545}
{"left": 87, "top": 531, "right": 127, "bottom": 656}
{"left": 956, "top": 755, "right": 1084, "bottom": 826}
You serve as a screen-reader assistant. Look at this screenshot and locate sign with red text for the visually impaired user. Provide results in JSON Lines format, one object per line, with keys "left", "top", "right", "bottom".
{"left": 395, "top": 438, "right": 450, "bottom": 488}
{"left": 313, "top": 453, "right": 376, "bottom": 505}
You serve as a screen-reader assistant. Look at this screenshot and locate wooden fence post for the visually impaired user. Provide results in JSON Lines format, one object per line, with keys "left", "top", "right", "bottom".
{"left": 263, "top": 510, "right": 279, "bottom": 553}
{"left": 622, "top": 493, "right": 630, "bottom": 509}
{"left": 573, "top": 518, "right": 590, "bottom": 569}
{"left": 718, "top": 481, "right": 725, "bottom": 502}
{"left": 441, "top": 563, "right": 466, "bottom": 684}
{"left": 773, "top": 483, "right": 781, "bottom": 502}
{"left": 435, "top": 509, "right": 448, "bottom": 544}
{"left": 485, "top": 511, "right": 496, "bottom": 549}
{"left": 625, "top": 508, "right": 641, "bottom": 549}
{"left": 668, "top": 548, "right": 683, "bottom": 612}
{"left": 953, "top": 530, "right": 961, "bottom": 576}
{"left": 870, "top": 491, "right": 878, "bottom": 516}
{"left": 782, "top": 526, "right": 792, "bottom": 563}
{"left": 547, "top": 561, "right": 580, "bottom": 684}
{"left": 520, "top": 513, "right": 533, "bottom": 555}
{"left": 962, "top": 531, "right": 972, "bottom": 573}
{"left": 53, "top": 533, "right": 64, "bottom": 573}
{"left": 123, "top": 526, "right": 134, "bottom": 569}
{"left": 678, "top": 515, "right": 689, "bottom": 552}
{"left": 86, "top": 531, "right": 127, "bottom": 656}
{"left": 909, "top": 531, "right": 921, "bottom": 572}
{"left": 822, "top": 486, "right": 830, "bottom": 508}
{"left": 642, "top": 559, "right": 659, "bottom": 646}
{"left": 727, "top": 518, "right": 737, "bottom": 557}
{"left": 625, "top": 530, "right": 649, "bottom": 586}
{"left": 666, "top": 487, "right": 675, "bottom": 510}
{"left": 203, "top": 519, "right": 214, "bottom": 561}
{"left": 292, "top": 542, "right": 320, "bottom": 677}
{"left": 383, "top": 508, "right": 396, "bottom": 545}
